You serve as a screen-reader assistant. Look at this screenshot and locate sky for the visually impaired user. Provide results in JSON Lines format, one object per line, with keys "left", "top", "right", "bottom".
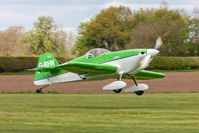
{"left": 0, "top": 0, "right": 199, "bottom": 34}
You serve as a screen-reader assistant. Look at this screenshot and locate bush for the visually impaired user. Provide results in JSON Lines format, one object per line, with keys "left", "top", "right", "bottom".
{"left": 148, "top": 56, "right": 199, "bottom": 70}
{"left": 0, "top": 56, "right": 69, "bottom": 72}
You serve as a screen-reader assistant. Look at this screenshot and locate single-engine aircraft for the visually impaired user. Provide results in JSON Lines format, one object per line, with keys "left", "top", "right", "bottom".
{"left": 30, "top": 37, "right": 165, "bottom": 95}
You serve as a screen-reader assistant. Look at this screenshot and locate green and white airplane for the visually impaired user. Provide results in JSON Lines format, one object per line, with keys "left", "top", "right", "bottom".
{"left": 30, "top": 37, "right": 165, "bottom": 95}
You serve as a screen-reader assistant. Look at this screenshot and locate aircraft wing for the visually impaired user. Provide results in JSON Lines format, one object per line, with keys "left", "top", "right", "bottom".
{"left": 124, "top": 70, "right": 165, "bottom": 80}
{"left": 55, "top": 62, "right": 118, "bottom": 74}
{"left": 135, "top": 70, "right": 165, "bottom": 80}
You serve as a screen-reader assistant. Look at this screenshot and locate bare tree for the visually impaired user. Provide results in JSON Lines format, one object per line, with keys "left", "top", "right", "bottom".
{"left": 0, "top": 26, "right": 27, "bottom": 56}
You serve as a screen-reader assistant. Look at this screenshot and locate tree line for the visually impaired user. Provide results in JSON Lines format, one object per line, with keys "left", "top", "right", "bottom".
{"left": 73, "top": 6, "right": 199, "bottom": 56}
{"left": 0, "top": 16, "right": 75, "bottom": 57}
{"left": 1, "top": 6, "right": 199, "bottom": 57}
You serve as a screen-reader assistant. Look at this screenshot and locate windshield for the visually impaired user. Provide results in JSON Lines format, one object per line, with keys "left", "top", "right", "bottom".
{"left": 86, "top": 48, "right": 110, "bottom": 58}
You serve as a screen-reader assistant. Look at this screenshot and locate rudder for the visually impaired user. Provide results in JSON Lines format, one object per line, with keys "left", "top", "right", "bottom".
{"left": 34, "top": 53, "right": 59, "bottom": 85}
{"left": 37, "top": 53, "right": 59, "bottom": 68}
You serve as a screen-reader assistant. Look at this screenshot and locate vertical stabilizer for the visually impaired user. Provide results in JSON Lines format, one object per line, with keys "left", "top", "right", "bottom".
{"left": 34, "top": 53, "right": 59, "bottom": 84}
{"left": 37, "top": 53, "right": 59, "bottom": 68}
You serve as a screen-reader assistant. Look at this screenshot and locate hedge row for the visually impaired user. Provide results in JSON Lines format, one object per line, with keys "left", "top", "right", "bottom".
{"left": 0, "top": 56, "right": 199, "bottom": 72}
{"left": 148, "top": 57, "right": 199, "bottom": 70}
{"left": 0, "top": 57, "right": 69, "bottom": 72}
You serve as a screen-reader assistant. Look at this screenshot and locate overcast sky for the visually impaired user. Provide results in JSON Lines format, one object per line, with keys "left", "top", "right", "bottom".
{"left": 0, "top": 0, "right": 199, "bottom": 33}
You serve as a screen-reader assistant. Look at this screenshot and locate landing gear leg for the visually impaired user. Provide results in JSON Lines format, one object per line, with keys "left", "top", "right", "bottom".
{"left": 113, "top": 74, "right": 123, "bottom": 94}
{"left": 36, "top": 85, "right": 49, "bottom": 93}
{"left": 132, "top": 75, "right": 144, "bottom": 96}
{"left": 132, "top": 75, "right": 138, "bottom": 86}
{"left": 118, "top": 74, "right": 123, "bottom": 81}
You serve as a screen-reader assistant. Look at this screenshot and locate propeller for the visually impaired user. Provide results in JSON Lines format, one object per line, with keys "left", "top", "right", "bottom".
{"left": 155, "top": 37, "right": 163, "bottom": 50}
{"left": 139, "top": 37, "right": 163, "bottom": 69}
{"left": 139, "top": 54, "right": 151, "bottom": 69}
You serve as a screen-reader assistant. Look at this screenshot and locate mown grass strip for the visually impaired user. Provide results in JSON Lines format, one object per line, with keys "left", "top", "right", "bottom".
{"left": 0, "top": 93, "right": 199, "bottom": 133}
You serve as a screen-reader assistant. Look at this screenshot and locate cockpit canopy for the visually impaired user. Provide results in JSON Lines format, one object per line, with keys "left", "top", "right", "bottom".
{"left": 86, "top": 48, "right": 110, "bottom": 58}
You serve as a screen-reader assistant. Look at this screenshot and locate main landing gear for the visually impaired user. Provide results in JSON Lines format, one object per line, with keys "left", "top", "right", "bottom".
{"left": 102, "top": 74, "right": 126, "bottom": 93}
{"left": 113, "top": 89, "right": 122, "bottom": 93}
{"left": 132, "top": 76, "right": 144, "bottom": 96}
{"left": 113, "top": 74, "right": 123, "bottom": 94}
{"left": 111, "top": 74, "right": 145, "bottom": 95}
{"left": 124, "top": 75, "right": 148, "bottom": 96}
{"left": 36, "top": 85, "right": 49, "bottom": 93}
{"left": 135, "top": 90, "right": 144, "bottom": 96}
{"left": 103, "top": 74, "right": 148, "bottom": 95}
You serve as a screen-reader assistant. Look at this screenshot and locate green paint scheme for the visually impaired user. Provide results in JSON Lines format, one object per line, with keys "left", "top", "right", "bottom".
{"left": 70, "top": 49, "right": 147, "bottom": 64}
{"left": 56, "top": 62, "right": 117, "bottom": 74}
{"left": 135, "top": 70, "right": 165, "bottom": 80}
{"left": 33, "top": 49, "right": 165, "bottom": 81}
{"left": 37, "top": 53, "right": 60, "bottom": 68}
{"left": 34, "top": 53, "right": 62, "bottom": 81}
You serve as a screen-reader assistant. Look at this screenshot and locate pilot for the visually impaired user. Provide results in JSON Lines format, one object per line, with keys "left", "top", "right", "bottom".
{"left": 95, "top": 49, "right": 102, "bottom": 56}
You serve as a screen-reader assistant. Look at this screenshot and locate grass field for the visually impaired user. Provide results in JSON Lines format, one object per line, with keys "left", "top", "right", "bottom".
{"left": 0, "top": 93, "right": 199, "bottom": 133}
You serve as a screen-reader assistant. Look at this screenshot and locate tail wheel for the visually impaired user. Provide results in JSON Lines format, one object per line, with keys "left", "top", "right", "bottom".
{"left": 35, "top": 85, "right": 49, "bottom": 93}
{"left": 113, "top": 89, "right": 122, "bottom": 93}
{"left": 135, "top": 91, "right": 144, "bottom": 96}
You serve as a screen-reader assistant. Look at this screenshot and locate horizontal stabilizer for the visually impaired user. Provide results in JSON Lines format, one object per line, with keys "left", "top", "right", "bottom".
{"left": 28, "top": 67, "right": 55, "bottom": 71}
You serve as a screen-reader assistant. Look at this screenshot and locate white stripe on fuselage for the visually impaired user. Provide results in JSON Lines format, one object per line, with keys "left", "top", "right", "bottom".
{"left": 34, "top": 72, "right": 82, "bottom": 85}
{"left": 103, "top": 54, "right": 144, "bottom": 74}
{"left": 34, "top": 54, "right": 144, "bottom": 86}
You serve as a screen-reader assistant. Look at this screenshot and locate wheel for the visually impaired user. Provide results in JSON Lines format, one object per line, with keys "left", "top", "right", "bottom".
{"left": 36, "top": 89, "right": 42, "bottom": 93}
{"left": 113, "top": 89, "right": 122, "bottom": 93}
{"left": 135, "top": 91, "right": 144, "bottom": 96}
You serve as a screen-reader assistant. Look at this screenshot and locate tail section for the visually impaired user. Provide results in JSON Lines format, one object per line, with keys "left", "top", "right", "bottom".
{"left": 37, "top": 53, "right": 59, "bottom": 68}
{"left": 34, "top": 53, "right": 59, "bottom": 85}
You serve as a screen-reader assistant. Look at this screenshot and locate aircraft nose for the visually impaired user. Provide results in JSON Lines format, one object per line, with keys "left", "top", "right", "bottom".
{"left": 147, "top": 49, "right": 159, "bottom": 56}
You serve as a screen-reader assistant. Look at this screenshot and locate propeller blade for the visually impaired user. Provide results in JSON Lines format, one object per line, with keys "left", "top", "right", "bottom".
{"left": 155, "top": 37, "right": 163, "bottom": 50}
{"left": 147, "top": 49, "right": 159, "bottom": 57}
{"left": 139, "top": 55, "right": 151, "bottom": 69}
{"left": 138, "top": 37, "right": 162, "bottom": 70}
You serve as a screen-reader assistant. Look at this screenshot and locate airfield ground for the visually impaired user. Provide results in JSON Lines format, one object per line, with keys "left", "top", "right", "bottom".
{"left": 0, "top": 93, "right": 199, "bottom": 133}
{"left": 0, "top": 72, "right": 198, "bottom": 93}
{"left": 0, "top": 72, "right": 199, "bottom": 133}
